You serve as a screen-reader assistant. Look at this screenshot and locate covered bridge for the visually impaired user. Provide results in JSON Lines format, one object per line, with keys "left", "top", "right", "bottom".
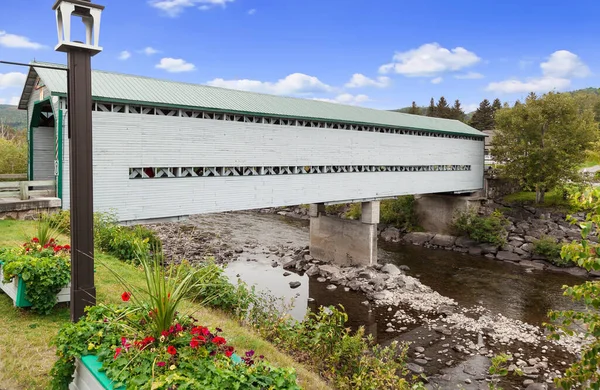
{"left": 18, "top": 61, "right": 485, "bottom": 223}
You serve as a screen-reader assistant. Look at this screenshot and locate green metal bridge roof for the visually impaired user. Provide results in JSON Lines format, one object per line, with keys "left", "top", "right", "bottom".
{"left": 20, "top": 61, "right": 484, "bottom": 137}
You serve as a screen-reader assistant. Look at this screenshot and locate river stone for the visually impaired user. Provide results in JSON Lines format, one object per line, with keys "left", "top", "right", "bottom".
{"left": 565, "top": 267, "right": 588, "bottom": 277}
{"left": 496, "top": 251, "right": 522, "bottom": 261}
{"left": 521, "top": 243, "right": 535, "bottom": 253}
{"left": 347, "top": 280, "right": 362, "bottom": 291}
{"left": 524, "top": 235, "right": 537, "bottom": 243}
{"left": 415, "top": 346, "right": 425, "bottom": 353}
{"left": 305, "top": 265, "right": 320, "bottom": 277}
{"left": 381, "top": 227, "right": 400, "bottom": 242}
{"left": 480, "top": 244, "right": 499, "bottom": 254}
{"left": 371, "top": 290, "right": 394, "bottom": 301}
{"left": 289, "top": 281, "right": 301, "bottom": 289}
{"left": 403, "top": 232, "right": 433, "bottom": 245}
{"left": 406, "top": 363, "right": 424, "bottom": 374}
{"left": 414, "top": 358, "right": 428, "bottom": 365}
{"left": 523, "top": 379, "right": 534, "bottom": 386}
{"left": 518, "top": 260, "right": 545, "bottom": 269}
{"left": 319, "top": 265, "right": 342, "bottom": 279}
{"left": 455, "top": 236, "right": 477, "bottom": 248}
{"left": 358, "top": 269, "right": 377, "bottom": 280}
{"left": 468, "top": 246, "right": 483, "bottom": 256}
{"left": 509, "top": 240, "right": 523, "bottom": 248}
{"left": 326, "top": 284, "right": 337, "bottom": 290}
{"left": 431, "top": 234, "right": 456, "bottom": 247}
{"left": 525, "top": 383, "right": 546, "bottom": 390}
{"left": 381, "top": 263, "right": 402, "bottom": 276}
{"left": 283, "top": 272, "right": 291, "bottom": 277}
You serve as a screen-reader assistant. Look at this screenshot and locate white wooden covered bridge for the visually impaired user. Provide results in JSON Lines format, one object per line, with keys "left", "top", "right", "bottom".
{"left": 19, "top": 61, "right": 484, "bottom": 221}
{"left": 18, "top": 61, "right": 484, "bottom": 264}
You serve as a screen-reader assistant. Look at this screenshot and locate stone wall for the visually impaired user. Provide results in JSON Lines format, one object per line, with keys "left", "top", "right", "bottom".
{"left": 414, "top": 194, "right": 485, "bottom": 234}
{"left": 484, "top": 172, "right": 521, "bottom": 199}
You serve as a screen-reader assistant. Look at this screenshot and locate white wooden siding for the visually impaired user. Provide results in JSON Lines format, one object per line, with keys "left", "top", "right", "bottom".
{"left": 32, "top": 126, "right": 56, "bottom": 181}
{"left": 61, "top": 112, "right": 483, "bottom": 221}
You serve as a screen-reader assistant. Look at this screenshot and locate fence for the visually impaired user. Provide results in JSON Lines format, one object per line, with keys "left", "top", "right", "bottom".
{"left": 0, "top": 179, "right": 55, "bottom": 200}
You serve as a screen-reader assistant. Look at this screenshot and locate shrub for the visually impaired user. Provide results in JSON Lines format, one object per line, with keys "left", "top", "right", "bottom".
{"left": 0, "top": 241, "right": 71, "bottom": 314}
{"left": 44, "top": 210, "right": 71, "bottom": 234}
{"left": 94, "top": 212, "right": 161, "bottom": 263}
{"left": 0, "top": 137, "right": 27, "bottom": 175}
{"left": 325, "top": 203, "right": 346, "bottom": 215}
{"left": 346, "top": 203, "right": 362, "bottom": 220}
{"left": 533, "top": 236, "right": 569, "bottom": 267}
{"left": 452, "top": 208, "right": 508, "bottom": 247}
{"left": 380, "top": 196, "right": 419, "bottom": 231}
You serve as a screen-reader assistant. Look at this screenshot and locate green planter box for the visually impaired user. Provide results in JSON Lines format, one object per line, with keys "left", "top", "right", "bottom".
{"left": 0, "top": 261, "right": 70, "bottom": 308}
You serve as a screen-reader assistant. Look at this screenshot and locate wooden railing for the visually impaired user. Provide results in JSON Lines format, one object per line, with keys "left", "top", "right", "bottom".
{"left": 0, "top": 174, "right": 28, "bottom": 181}
{"left": 0, "top": 180, "right": 56, "bottom": 200}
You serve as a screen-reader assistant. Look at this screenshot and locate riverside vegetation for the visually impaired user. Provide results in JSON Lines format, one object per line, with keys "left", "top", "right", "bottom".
{"left": 0, "top": 213, "right": 423, "bottom": 389}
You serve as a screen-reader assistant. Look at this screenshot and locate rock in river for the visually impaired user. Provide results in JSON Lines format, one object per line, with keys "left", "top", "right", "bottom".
{"left": 289, "top": 281, "right": 301, "bottom": 289}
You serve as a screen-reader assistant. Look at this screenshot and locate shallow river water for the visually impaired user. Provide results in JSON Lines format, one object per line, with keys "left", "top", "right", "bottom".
{"left": 184, "top": 212, "right": 589, "bottom": 388}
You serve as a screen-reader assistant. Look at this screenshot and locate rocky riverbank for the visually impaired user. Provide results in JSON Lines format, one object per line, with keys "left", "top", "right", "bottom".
{"left": 148, "top": 211, "right": 588, "bottom": 390}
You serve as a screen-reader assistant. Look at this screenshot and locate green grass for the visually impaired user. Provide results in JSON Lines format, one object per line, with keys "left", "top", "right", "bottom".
{"left": 503, "top": 189, "right": 571, "bottom": 209}
{"left": 0, "top": 220, "right": 330, "bottom": 390}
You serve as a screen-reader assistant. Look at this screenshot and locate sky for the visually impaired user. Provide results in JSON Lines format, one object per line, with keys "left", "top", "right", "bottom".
{"left": 1, "top": 0, "right": 600, "bottom": 113}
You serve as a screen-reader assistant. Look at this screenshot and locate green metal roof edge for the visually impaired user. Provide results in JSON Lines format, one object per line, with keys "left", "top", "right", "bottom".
{"left": 51, "top": 92, "right": 485, "bottom": 138}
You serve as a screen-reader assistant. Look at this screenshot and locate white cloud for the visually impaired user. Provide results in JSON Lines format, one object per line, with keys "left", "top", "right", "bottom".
{"left": 118, "top": 51, "right": 131, "bottom": 60}
{"left": 487, "top": 77, "right": 571, "bottom": 94}
{"left": 149, "top": 0, "right": 235, "bottom": 16}
{"left": 487, "top": 50, "right": 590, "bottom": 94}
{"left": 379, "top": 43, "right": 480, "bottom": 77}
{"left": 314, "top": 94, "right": 370, "bottom": 106}
{"left": 540, "top": 50, "right": 590, "bottom": 78}
{"left": 454, "top": 72, "right": 484, "bottom": 79}
{"left": 0, "top": 31, "right": 45, "bottom": 49}
{"left": 345, "top": 73, "right": 390, "bottom": 88}
{"left": 141, "top": 47, "right": 160, "bottom": 55}
{"left": 431, "top": 77, "right": 443, "bottom": 84}
{"left": 248, "top": 8, "right": 256, "bottom": 15}
{"left": 156, "top": 58, "right": 196, "bottom": 72}
{"left": 208, "top": 73, "right": 333, "bottom": 95}
{"left": 0, "top": 72, "right": 26, "bottom": 89}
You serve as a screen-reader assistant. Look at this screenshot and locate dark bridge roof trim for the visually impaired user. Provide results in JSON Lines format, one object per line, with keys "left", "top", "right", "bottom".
{"left": 19, "top": 61, "right": 485, "bottom": 138}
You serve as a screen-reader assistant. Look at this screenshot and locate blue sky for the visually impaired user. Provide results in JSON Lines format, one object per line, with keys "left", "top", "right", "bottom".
{"left": 1, "top": 0, "right": 599, "bottom": 112}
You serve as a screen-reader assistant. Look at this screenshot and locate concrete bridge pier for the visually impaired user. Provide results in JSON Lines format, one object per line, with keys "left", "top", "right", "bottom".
{"left": 309, "top": 201, "right": 379, "bottom": 266}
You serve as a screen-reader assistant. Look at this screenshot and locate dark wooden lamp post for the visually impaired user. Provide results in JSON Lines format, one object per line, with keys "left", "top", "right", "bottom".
{"left": 53, "top": 0, "right": 104, "bottom": 322}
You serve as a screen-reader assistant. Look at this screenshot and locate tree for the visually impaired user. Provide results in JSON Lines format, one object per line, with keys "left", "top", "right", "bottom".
{"left": 450, "top": 99, "right": 465, "bottom": 122}
{"left": 408, "top": 101, "right": 421, "bottom": 115}
{"left": 436, "top": 97, "right": 452, "bottom": 119}
{"left": 493, "top": 92, "right": 598, "bottom": 203}
{"left": 492, "top": 98, "right": 502, "bottom": 112}
{"left": 426, "top": 98, "right": 436, "bottom": 117}
{"left": 469, "top": 99, "right": 495, "bottom": 130}
{"left": 547, "top": 187, "right": 600, "bottom": 388}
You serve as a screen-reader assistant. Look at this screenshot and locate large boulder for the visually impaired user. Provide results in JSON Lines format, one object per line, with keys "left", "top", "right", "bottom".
{"left": 496, "top": 251, "right": 522, "bottom": 261}
{"left": 431, "top": 234, "right": 457, "bottom": 247}
{"left": 381, "top": 263, "right": 402, "bottom": 276}
{"left": 455, "top": 236, "right": 477, "bottom": 248}
{"left": 403, "top": 232, "right": 433, "bottom": 245}
{"left": 521, "top": 243, "right": 535, "bottom": 253}
{"left": 319, "top": 264, "right": 343, "bottom": 280}
{"left": 480, "top": 244, "right": 499, "bottom": 254}
{"left": 381, "top": 227, "right": 401, "bottom": 242}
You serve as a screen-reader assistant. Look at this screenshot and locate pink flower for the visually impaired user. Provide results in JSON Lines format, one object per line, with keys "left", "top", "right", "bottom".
{"left": 113, "top": 347, "right": 122, "bottom": 360}
{"left": 156, "top": 361, "right": 166, "bottom": 367}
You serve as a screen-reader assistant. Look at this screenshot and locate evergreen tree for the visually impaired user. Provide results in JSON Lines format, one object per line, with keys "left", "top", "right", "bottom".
{"left": 436, "top": 96, "right": 452, "bottom": 118}
{"left": 527, "top": 92, "right": 538, "bottom": 102}
{"left": 492, "top": 98, "right": 502, "bottom": 112}
{"left": 426, "top": 98, "right": 436, "bottom": 117}
{"left": 408, "top": 101, "right": 421, "bottom": 115}
{"left": 514, "top": 100, "right": 522, "bottom": 107}
{"left": 469, "top": 99, "right": 495, "bottom": 130}
{"left": 450, "top": 99, "right": 466, "bottom": 121}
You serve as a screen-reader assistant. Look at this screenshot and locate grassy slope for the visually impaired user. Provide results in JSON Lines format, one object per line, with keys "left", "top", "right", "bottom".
{"left": 0, "top": 220, "right": 330, "bottom": 390}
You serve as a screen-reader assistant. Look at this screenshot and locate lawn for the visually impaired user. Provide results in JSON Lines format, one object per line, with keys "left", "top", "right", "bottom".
{"left": 0, "top": 220, "right": 330, "bottom": 390}
{"left": 503, "top": 188, "right": 572, "bottom": 210}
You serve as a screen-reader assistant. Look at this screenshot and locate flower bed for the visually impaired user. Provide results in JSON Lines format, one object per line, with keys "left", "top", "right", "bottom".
{"left": 0, "top": 238, "right": 71, "bottom": 313}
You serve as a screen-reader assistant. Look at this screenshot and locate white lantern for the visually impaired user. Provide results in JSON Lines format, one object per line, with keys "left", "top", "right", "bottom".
{"left": 53, "top": 0, "right": 104, "bottom": 55}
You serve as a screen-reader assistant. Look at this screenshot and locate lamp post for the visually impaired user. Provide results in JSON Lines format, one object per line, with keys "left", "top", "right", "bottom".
{"left": 53, "top": 0, "right": 104, "bottom": 322}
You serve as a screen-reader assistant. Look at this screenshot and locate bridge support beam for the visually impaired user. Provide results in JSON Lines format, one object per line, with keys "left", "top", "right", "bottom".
{"left": 414, "top": 194, "right": 484, "bottom": 234}
{"left": 309, "top": 201, "right": 379, "bottom": 266}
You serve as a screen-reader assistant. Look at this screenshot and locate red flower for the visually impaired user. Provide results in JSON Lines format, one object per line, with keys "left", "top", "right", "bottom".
{"left": 191, "top": 326, "right": 210, "bottom": 336}
{"left": 53, "top": 245, "right": 62, "bottom": 252}
{"left": 43, "top": 244, "right": 50, "bottom": 249}
{"left": 63, "top": 244, "right": 71, "bottom": 250}
{"left": 167, "top": 345, "right": 177, "bottom": 355}
{"left": 121, "top": 292, "right": 131, "bottom": 302}
{"left": 196, "top": 335, "right": 206, "bottom": 343}
{"left": 225, "top": 346, "right": 235, "bottom": 357}
{"left": 175, "top": 324, "right": 183, "bottom": 332}
{"left": 114, "top": 347, "right": 122, "bottom": 360}
{"left": 156, "top": 361, "right": 166, "bottom": 367}
{"left": 190, "top": 338, "right": 200, "bottom": 348}
{"left": 212, "top": 336, "right": 226, "bottom": 346}
{"left": 32, "top": 238, "right": 39, "bottom": 243}
{"left": 161, "top": 330, "right": 170, "bottom": 338}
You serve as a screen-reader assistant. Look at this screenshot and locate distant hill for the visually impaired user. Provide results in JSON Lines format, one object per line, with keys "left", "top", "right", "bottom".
{"left": 0, "top": 105, "right": 27, "bottom": 130}
{"left": 392, "top": 106, "right": 428, "bottom": 116}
